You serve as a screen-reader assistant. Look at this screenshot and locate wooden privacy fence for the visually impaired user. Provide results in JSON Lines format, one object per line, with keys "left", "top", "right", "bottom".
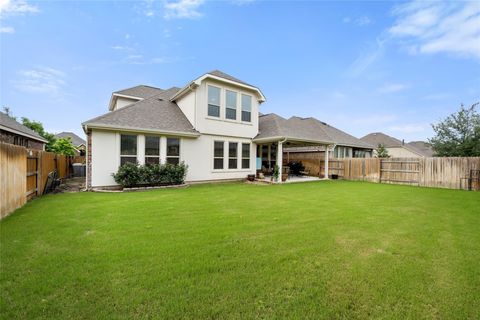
{"left": 287, "top": 152, "right": 480, "bottom": 190}
{"left": 1, "top": 142, "right": 79, "bottom": 218}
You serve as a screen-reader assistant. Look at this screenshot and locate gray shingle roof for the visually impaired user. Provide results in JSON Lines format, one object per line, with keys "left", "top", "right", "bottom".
{"left": 360, "top": 132, "right": 403, "bottom": 148}
{"left": 83, "top": 88, "right": 198, "bottom": 136}
{"left": 0, "top": 112, "right": 48, "bottom": 143}
{"left": 406, "top": 141, "right": 434, "bottom": 157}
{"left": 114, "top": 85, "right": 164, "bottom": 99}
{"left": 255, "top": 114, "right": 372, "bottom": 148}
{"left": 207, "top": 70, "right": 254, "bottom": 87}
{"left": 54, "top": 132, "right": 86, "bottom": 146}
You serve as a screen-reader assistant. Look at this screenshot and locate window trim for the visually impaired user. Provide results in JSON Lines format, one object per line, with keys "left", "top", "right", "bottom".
{"left": 145, "top": 135, "right": 161, "bottom": 165}
{"left": 166, "top": 137, "right": 181, "bottom": 165}
{"left": 228, "top": 142, "right": 238, "bottom": 169}
{"left": 213, "top": 140, "right": 224, "bottom": 170}
{"left": 207, "top": 85, "right": 221, "bottom": 118}
{"left": 241, "top": 143, "right": 250, "bottom": 169}
{"left": 241, "top": 93, "right": 252, "bottom": 123}
{"left": 120, "top": 134, "right": 138, "bottom": 166}
{"left": 225, "top": 90, "right": 237, "bottom": 120}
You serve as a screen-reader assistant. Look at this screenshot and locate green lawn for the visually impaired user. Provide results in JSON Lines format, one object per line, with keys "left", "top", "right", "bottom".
{"left": 1, "top": 181, "right": 479, "bottom": 319}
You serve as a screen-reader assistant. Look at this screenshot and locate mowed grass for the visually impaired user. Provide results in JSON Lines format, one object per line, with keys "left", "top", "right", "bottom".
{"left": 1, "top": 181, "right": 479, "bottom": 319}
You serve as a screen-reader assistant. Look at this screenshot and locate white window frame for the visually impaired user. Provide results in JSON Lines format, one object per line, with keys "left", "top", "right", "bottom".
{"left": 228, "top": 142, "right": 238, "bottom": 169}
{"left": 241, "top": 143, "right": 250, "bottom": 169}
{"left": 207, "top": 85, "right": 221, "bottom": 118}
{"left": 225, "top": 90, "right": 237, "bottom": 120}
{"left": 166, "top": 137, "right": 181, "bottom": 165}
{"left": 120, "top": 134, "right": 138, "bottom": 166}
{"left": 241, "top": 93, "right": 252, "bottom": 123}
{"left": 213, "top": 140, "right": 224, "bottom": 170}
{"left": 144, "top": 135, "right": 161, "bottom": 165}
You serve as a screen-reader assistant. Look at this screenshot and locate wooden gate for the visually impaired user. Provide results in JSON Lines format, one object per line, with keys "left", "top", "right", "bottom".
{"left": 380, "top": 158, "right": 420, "bottom": 185}
{"left": 26, "top": 153, "right": 39, "bottom": 200}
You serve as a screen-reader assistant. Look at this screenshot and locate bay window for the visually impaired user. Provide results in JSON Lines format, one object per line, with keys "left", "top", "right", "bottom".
{"left": 145, "top": 136, "right": 160, "bottom": 165}
{"left": 229, "top": 142, "right": 238, "bottom": 169}
{"left": 225, "top": 90, "right": 237, "bottom": 120}
{"left": 120, "top": 134, "right": 137, "bottom": 166}
{"left": 214, "top": 141, "right": 224, "bottom": 169}
{"left": 241, "top": 94, "right": 252, "bottom": 122}
{"left": 166, "top": 138, "right": 180, "bottom": 165}
{"left": 208, "top": 85, "right": 221, "bottom": 117}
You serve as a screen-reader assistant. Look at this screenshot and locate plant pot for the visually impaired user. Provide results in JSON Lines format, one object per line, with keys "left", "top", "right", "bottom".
{"left": 281, "top": 173, "right": 288, "bottom": 182}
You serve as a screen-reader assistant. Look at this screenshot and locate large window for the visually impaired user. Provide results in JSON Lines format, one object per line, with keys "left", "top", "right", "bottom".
{"left": 242, "top": 143, "right": 250, "bottom": 169}
{"left": 120, "top": 134, "right": 137, "bottom": 166}
{"left": 241, "top": 94, "right": 252, "bottom": 122}
{"left": 208, "top": 85, "right": 221, "bottom": 117}
{"left": 145, "top": 136, "right": 160, "bottom": 165}
{"left": 166, "top": 138, "right": 180, "bottom": 165}
{"left": 214, "top": 141, "right": 224, "bottom": 169}
{"left": 229, "top": 142, "right": 238, "bottom": 169}
{"left": 225, "top": 90, "right": 237, "bottom": 120}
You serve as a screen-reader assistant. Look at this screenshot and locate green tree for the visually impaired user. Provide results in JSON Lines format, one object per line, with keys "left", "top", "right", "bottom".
{"left": 376, "top": 144, "right": 390, "bottom": 158}
{"left": 21, "top": 117, "right": 57, "bottom": 151}
{"left": 52, "top": 137, "right": 76, "bottom": 156}
{"left": 429, "top": 103, "right": 480, "bottom": 157}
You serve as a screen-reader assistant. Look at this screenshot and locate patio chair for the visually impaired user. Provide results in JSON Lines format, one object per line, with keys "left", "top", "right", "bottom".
{"left": 43, "top": 170, "right": 61, "bottom": 194}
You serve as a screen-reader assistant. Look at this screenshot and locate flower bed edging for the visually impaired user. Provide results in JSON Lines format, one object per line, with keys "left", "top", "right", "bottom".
{"left": 92, "top": 183, "right": 189, "bottom": 193}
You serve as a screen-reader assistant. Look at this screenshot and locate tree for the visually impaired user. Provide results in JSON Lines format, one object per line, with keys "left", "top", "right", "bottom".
{"left": 429, "top": 103, "right": 480, "bottom": 157}
{"left": 21, "top": 117, "right": 57, "bottom": 151}
{"left": 2, "top": 106, "right": 16, "bottom": 119}
{"left": 376, "top": 144, "right": 390, "bottom": 158}
{"left": 52, "top": 137, "right": 76, "bottom": 156}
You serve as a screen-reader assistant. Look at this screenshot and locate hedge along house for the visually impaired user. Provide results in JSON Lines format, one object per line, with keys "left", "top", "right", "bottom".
{"left": 82, "top": 71, "right": 345, "bottom": 188}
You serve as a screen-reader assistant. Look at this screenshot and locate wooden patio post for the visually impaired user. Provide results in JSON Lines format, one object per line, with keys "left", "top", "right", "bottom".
{"left": 324, "top": 144, "right": 329, "bottom": 179}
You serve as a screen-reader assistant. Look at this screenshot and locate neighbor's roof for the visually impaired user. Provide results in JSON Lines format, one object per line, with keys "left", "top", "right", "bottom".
{"left": 82, "top": 88, "right": 199, "bottom": 136}
{"left": 54, "top": 132, "right": 86, "bottom": 146}
{"left": 406, "top": 141, "right": 434, "bottom": 157}
{"left": 360, "top": 132, "right": 403, "bottom": 148}
{"left": 255, "top": 114, "right": 373, "bottom": 148}
{"left": 0, "top": 112, "right": 48, "bottom": 143}
{"left": 114, "top": 85, "right": 165, "bottom": 99}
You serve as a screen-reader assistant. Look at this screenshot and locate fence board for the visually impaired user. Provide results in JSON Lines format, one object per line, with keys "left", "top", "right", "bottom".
{"left": 0, "top": 143, "right": 27, "bottom": 218}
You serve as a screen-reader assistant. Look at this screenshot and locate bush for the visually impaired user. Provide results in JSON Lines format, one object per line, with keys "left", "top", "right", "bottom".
{"left": 112, "top": 162, "right": 188, "bottom": 188}
{"left": 288, "top": 161, "right": 305, "bottom": 175}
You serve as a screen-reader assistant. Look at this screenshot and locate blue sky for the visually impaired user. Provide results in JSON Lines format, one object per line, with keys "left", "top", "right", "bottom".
{"left": 1, "top": 0, "right": 479, "bottom": 142}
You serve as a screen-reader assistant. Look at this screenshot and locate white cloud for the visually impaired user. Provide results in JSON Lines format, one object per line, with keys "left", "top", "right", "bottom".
{"left": 347, "top": 38, "right": 386, "bottom": 77}
{"left": 164, "top": 0, "right": 205, "bottom": 19}
{"left": 0, "top": 0, "right": 38, "bottom": 16}
{"left": 343, "top": 15, "right": 372, "bottom": 26}
{"left": 388, "top": 124, "right": 426, "bottom": 134}
{"left": 13, "top": 67, "right": 66, "bottom": 95}
{"left": 111, "top": 45, "right": 133, "bottom": 51}
{"left": 389, "top": 1, "right": 480, "bottom": 60}
{"left": 378, "top": 83, "right": 408, "bottom": 93}
{"left": 0, "top": 26, "right": 14, "bottom": 33}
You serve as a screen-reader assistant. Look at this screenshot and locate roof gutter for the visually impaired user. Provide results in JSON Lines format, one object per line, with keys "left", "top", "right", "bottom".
{"left": 81, "top": 123, "right": 200, "bottom": 138}
{"left": 253, "top": 136, "right": 333, "bottom": 145}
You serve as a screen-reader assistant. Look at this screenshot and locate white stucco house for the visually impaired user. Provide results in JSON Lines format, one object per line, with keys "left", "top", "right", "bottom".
{"left": 82, "top": 70, "right": 366, "bottom": 188}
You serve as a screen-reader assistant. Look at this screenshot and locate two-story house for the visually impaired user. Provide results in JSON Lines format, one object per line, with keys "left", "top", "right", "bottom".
{"left": 82, "top": 70, "right": 367, "bottom": 188}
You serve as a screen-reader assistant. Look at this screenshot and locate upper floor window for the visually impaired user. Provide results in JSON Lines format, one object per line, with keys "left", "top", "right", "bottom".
{"left": 208, "top": 85, "right": 221, "bottom": 117}
{"left": 225, "top": 90, "right": 237, "bottom": 120}
{"left": 166, "top": 138, "right": 180, "bottom": 165}
{"left": 241, "top": 94, "right": 252, "bottom": 122}
{"left": 120, "top": 134, "right": 137, "bottom": 166}
{"left": 145, "top": 136, "right": 160, "bottom": 165}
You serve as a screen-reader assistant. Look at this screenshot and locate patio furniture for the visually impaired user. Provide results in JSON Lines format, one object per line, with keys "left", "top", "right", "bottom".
{"left": 43, "top": 170, "right": 61, "bottom": 194}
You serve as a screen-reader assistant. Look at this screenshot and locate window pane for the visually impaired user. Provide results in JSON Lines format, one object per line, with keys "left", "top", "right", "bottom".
{"left": 241, "top": 94, "right": 251, "bottom": 111}
{"left": 120, "top": 156, "right": 137, "bottom": 166}
{"left": 229, "top": 159, "right": 237, "bottom": 169}
{"left": 214, "top": 141, "right": 224, "bottom": 157}
{"left": 226, "top": 108, "right": 236, "bottom": 120}
{"left": 226, "top": 90, "right": 237, "bottom": 108}
{"left": 120, "top": 135, "right": 137, "bottom": 155}
{"left": 242, "top": 159, "right": 250, "bottom": 169}
{"left": 229, "top": 142, "right": 237, "bottom": 158}
{"left": 167, "top": 138, "right": 180, "bottom": 157}
{"left": 208, "top": 86, "right": 220, "bottom": 105}
{"left": 242, "top": 143, "right": 250, "bottom": 158}
{"left": 145, "top": 136, "right": 160, "bottom": 156}
{"left": 166, "top": 157, "right": 179, "bottom": 165}
{"left": 208, "top": 105, "right": 220, "bottom": 117}
{"left": 145, "top": 157, "right": 160, "bottom": 165}
{"left": 214, "top": 158, "right": 223, "bottom": 169}
{"left": 241, "top": 111, "right": 251, "bottom": 122}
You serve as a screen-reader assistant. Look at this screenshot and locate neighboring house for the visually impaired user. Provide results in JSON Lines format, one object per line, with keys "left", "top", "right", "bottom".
{"left": 55, "top": 132, "right": 86, "bottom": 155}
{"left": 82, "top": 70, "right": 363, "bottom": 188}
{"left": 280, "top": 116, "right": 374, "bottom": 160}
{"left": 0, "top": 112, "right": 47, "bottom": 150}
{"left": 360, "top": 132, "right": 433, "bottom": 158}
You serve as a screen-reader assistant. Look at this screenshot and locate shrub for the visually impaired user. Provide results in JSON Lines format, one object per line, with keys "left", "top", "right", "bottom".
{"left": 112, "top": 162, "right": 188, "bottom": 188}
{"left": 288, "top": 161, "right": 305, "bottom": 175}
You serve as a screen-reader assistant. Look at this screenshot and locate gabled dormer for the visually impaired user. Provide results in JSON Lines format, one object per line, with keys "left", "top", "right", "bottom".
{"left": 172, "top": 70, "right": 266, "bottom": 139}
{"left": 108, "top": 85, "right": 164, "bottom": 111}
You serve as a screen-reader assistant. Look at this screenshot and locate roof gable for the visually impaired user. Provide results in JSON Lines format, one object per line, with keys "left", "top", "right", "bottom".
{"left": 360, "top": 132, "right": 403, "bottom": 148}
